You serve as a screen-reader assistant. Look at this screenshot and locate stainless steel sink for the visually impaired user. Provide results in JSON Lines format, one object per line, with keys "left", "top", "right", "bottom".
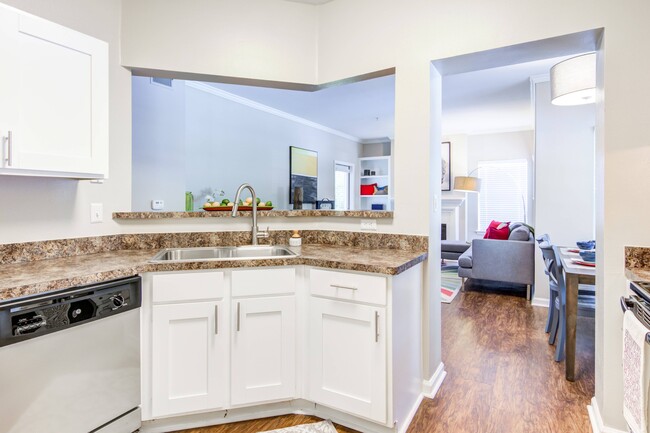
{"left": 149, "top": 245, "right": 298, "bottom": 263}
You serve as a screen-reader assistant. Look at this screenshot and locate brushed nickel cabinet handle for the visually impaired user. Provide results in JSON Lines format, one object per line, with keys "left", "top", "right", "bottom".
{"left": 375, "top": 311, "right": 379, "bottom": 342}
{"left": 237, "top": 302, "right": 241, "bottom": 332}
{"left": 330, "top": 284, "right": 358, "bottom": 291}
{"left": 214, "top": 304, "right": 219, "bottom": 335}
{"left": 4, "top": 131, "right": 12, "bottom": 167}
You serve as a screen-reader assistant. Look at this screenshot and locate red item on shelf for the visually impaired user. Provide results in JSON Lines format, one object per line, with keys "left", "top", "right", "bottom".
{"left": 360, "top": 183, "right": 377, "bottom": 195}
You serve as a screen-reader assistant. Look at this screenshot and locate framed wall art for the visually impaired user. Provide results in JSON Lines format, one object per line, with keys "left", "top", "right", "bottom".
{"left": 289, "top": 146, "right": 318, "bottom": 204}
{"left": 441, "top": 141, "right": 451, "bottom": 191}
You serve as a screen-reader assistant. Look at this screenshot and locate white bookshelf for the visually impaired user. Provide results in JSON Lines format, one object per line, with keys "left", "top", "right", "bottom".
{"left": 358, "top": 156, "right": 392, "bottom": 211}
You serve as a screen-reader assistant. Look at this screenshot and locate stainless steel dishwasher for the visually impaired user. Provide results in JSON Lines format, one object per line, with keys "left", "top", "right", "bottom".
{"left": 0, "top": 276, "right": 142, "bottom": 433}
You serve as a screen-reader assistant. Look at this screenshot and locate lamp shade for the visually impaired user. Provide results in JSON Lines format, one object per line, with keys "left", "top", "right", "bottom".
{"left": 550, "top": 53, "right": 596, "bottom": 106}
{"left": 453, "top": 176, "right": 481, "bottom": 193}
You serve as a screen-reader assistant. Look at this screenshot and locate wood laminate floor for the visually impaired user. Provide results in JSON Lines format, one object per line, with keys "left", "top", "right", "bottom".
{"left": 174, "top": 279, "right": 595, "bottom": 433}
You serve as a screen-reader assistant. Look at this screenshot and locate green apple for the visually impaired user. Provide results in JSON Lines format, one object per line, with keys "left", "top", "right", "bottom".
{"left": 265, "top": 201, "right": 273, "bottom": 207}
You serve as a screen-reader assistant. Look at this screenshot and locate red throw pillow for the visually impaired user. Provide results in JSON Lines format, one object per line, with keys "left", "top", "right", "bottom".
{"left": 484, "top": 220, "right": 510, "bottom": 240}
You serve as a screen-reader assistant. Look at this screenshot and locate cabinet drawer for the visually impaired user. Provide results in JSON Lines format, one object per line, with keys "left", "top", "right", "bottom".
{"left": 232, "top": 268, "right": 296, "bottom": 297}
{"left": 152, "top": 271, "right": 225, "bottom": 303}
{"left": 309, "top": 268, "right": 386, "bottom": 305}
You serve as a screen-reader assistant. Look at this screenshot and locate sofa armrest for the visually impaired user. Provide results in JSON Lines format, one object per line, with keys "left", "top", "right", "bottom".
{"left": 470, "top": 238, "right": 535, "bottom": 285}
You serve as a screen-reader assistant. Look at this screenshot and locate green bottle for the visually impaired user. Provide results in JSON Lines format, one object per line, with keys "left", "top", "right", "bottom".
{"left": 185, "top": 191, "right": 194, "bottom": 211}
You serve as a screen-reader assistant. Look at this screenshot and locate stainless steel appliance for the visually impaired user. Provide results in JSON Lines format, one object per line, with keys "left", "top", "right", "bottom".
{"left": 0, "top": 276, "right": 142, "bottom": 433}
{"left": 621, "top": 281, "right": 650, "bottom": 341}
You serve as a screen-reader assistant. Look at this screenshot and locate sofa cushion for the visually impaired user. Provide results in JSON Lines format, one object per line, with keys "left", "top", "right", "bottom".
{"left": 458, "top": 247, "right": 473, "bottom": 268}
{"left": 509, "top": 226, "right": 530, "bottom": 241}
{"left": 509, "top": 222, "right": 524, "bottom": 231}
{"left": 441, "top": 241, "right": 471, "bottom": 253}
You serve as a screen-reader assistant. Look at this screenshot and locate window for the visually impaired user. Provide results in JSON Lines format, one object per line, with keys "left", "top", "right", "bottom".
{"left": 334, "top": 162, "right": 353, "bottom": 210}
{"left": 477, "top": 159, "right": 528, "bottom": 230}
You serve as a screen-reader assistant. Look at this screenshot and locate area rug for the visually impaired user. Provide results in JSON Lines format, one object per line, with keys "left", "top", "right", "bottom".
{"left": 262, "top": 420, "right": 337, "bottom": 433}
{"left": 441, "top": 266, "right": 462, "bottom": 304}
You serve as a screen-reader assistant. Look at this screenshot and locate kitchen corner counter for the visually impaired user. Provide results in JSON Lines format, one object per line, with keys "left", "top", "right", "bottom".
{"left": 0, "top": 245, "right": 428, "bottom": 301}
{"left": 625, "top": 246, "right": 650, "bottom": 282}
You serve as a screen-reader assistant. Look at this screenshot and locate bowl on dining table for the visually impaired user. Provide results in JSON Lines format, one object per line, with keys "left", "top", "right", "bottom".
{"left": 576, "top": 240, "right": 596, "bottom": 250}
{"left": 579, "top": 250, "right": 596, "bottom": 262}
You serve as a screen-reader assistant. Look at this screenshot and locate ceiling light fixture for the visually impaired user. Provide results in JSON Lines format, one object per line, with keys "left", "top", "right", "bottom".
{"left": 550, "top": 53, "right": 596, "bottom": 106}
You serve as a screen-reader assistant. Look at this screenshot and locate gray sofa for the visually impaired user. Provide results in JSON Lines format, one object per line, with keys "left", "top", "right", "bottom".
{"left": 457, "top": 222, "right": 535, "bottom": 300}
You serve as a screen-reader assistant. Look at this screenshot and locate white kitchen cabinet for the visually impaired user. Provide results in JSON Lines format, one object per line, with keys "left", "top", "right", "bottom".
{"left": 143, "top": 271, "right": 228, "bottom": 419}
{"left": 0, "top": 4, "right": 108, "bottom": 178}
{"left": 309, "top": 296, "right": 387, "bottom": 424}
{"left": 151, "top": 300, "right": 228, "bottom": 418}
{"left": 141, "top": 264, "right": 424, "bottom": 433}
{"left": 231, "top": 295, "right": 296, "bottom": 406}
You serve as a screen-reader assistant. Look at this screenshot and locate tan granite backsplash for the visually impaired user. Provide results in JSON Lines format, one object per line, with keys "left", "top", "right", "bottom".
{"left": 625, "top": 246, "right": 650, "bottom": 270}
{"left": 0, "top": 231, "right": 428, "bottom": 265}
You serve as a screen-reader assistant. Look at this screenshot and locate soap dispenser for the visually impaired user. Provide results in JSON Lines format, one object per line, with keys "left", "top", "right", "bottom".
{"left": 289, "top": 230, "right": 302, "bottom": 247}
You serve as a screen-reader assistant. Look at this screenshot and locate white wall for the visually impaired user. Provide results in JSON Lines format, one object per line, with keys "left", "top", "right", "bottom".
{"left": 533, "top": 80, "right": 595, "bottom": 303}
{"left": 464, "top": 131, "right": 535, "bottom": 240}
{"left": 131, "top": 78, "right": 362, "bottom": 211}
{"left": 121, "top": 0, "right": 319, "bottom": 85}
{"left": 132, "top": 77, "right": 186, "bottom": 211}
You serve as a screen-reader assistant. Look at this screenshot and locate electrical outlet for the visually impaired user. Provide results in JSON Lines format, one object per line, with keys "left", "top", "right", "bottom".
{"left": 360, "top": 219, "right": 377, "bottom": 231}
{"left": 90, "top": 203, "right": 103, "bottom": 223}
{"left": 151, "top": 199, "right": 164, "bottom": 210}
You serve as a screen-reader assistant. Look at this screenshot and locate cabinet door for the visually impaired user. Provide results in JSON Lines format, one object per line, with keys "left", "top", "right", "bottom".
{"left": 0, "top": 6, "right": 108, "bottom": 177}
{"left": 0, "top": 7, "right": 19, "bottom": 161}
{"left": 309, "top": 297, "right": 387, "bottom": 423}
{"left": 231, "top": 296, "right": 295, "bottom": 406}
{"left": 151, "top": 300, "right": 228, "bottom": 417}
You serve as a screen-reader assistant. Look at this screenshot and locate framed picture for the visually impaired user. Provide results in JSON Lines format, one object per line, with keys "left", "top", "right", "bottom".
{"left": 441, "top": 141, "right": 451, "bottom": 191}
{"left": 290, "top": 146, "right": 318, "bottom": 204}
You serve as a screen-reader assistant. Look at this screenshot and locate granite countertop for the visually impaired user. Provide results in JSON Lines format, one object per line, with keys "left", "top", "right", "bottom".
{"left": 0, "top": 244, "right": 428, "bottom": 301}
{"left": 113, "top": 210, "right": 394, "bottom": 219}
{"left": 625, "top": 246, "right": 650, "bottom": 282}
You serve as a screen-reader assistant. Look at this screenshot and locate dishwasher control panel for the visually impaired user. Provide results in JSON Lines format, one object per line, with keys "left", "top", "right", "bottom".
{"left": 0, "top": 276, "right": 141, "bottom": 347}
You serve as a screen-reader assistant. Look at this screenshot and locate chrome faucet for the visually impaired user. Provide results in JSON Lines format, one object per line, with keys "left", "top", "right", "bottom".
{"left": 231, "top": 183, "right": 269, "bottom": 245}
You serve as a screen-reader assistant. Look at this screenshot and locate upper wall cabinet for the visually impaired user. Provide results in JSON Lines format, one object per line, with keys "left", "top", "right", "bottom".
{"left": 0, "top": 5, "right": 108, "bottom": 179}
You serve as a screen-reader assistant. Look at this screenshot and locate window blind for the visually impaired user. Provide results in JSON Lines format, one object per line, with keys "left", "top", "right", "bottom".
{"left": 477, "top": 159, "right": 528, "bottom": 230}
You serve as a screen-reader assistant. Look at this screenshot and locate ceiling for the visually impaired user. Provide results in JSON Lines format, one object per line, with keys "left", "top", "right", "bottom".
{"left": 208, "top": 75, "right": 395, "bottom": 141}
{"left": 205, "top": 55, "right": 573, "bottom": 141}
{"left": 283, "top": 0, "right": 334, "bottom": 4}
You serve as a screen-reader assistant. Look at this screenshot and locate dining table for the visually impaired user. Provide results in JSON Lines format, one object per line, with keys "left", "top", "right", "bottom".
{"left": 558, "top": 247, "right": 596, "bottom": 381}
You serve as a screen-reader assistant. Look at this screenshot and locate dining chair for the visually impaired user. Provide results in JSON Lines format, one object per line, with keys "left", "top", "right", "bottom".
{"left": 536, "top": 234, "right": 557, "bottom": 333}
{"left": 539, "top": 241, "right": 595, "bottom": 361}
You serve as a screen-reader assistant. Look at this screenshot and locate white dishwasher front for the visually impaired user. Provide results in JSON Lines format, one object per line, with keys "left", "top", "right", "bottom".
{"left": 0, "top": 276, "right": 141, "bottom": 433}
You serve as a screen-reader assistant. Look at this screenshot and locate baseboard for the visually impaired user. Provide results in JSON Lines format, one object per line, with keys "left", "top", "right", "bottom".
{"left": 397, "top": 393, "right": 424, "bottom": 433}
{"left": 531, "top": 297, "right": 549, "bottom": 308}
{"left": 422, "top": 362, "right": 447, "bottom": 398}
{"left": 588, "top": 397, "right": 629, "bottom": 433}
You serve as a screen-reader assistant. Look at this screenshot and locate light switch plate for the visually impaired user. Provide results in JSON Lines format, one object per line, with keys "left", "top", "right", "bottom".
{"left": 90, "top": 203, "right": 103, "bottom": 223}
{"left": 151, "top": 199, "right": 164, "bottom": 210}
{"left": 360, "top": 219, "right": 377, "bottom": 231}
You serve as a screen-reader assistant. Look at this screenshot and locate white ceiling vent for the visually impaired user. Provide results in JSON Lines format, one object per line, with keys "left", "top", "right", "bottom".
{"left": 151, "top": 77, "right": 173, "bottom": 88}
